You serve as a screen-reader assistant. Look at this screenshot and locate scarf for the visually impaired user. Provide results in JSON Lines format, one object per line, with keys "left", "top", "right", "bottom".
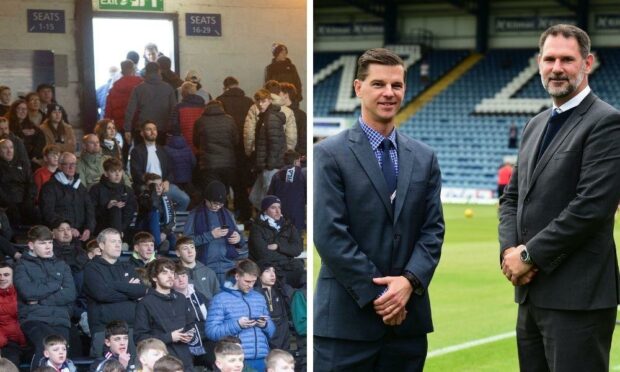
{"left": 193, "top": 204, "right": 239, "bottom": 259}
{"left": 260, "top": 213, "right": 282, "bottom": 231}
{"left": 103, "top": 139, "right": 115, "bottom": 151}
{"left": 185, "top": 284, "right": 207, "bottom": 355}
{"left": 54, "top": 170, "right": 81, "bottom": 189}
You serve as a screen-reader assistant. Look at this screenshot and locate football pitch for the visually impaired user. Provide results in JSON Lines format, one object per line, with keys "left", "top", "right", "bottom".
{"left": 313, "top": 203, "right": 620, "bottom": 371}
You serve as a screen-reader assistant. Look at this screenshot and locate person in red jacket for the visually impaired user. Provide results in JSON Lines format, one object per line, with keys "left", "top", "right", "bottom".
{"left": 104, "top": 60, "right": 143, "bottom": 135}
{"left": 0, "top": 262, "right": 27, "bottom": 367}
{"left": 497, "top": 161, "right": 514, "bottom": 199}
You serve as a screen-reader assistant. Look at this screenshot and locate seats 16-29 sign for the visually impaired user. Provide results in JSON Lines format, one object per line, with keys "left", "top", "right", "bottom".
{"left": 186, "top": 13, "right": 221, "bottom": 36}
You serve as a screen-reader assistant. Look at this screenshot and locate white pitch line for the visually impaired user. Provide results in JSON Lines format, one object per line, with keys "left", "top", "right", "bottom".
{"left": 428, "top": 331, "right": 516, "bottom": 358}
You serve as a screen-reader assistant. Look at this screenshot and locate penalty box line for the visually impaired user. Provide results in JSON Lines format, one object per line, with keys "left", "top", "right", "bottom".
{"left": 427, "top": 331, "right": 516, "bottom": 358}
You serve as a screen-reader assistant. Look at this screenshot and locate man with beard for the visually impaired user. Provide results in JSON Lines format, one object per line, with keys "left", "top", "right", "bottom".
{"left": 499, "top": 24, "right": 620, "bottom": 371}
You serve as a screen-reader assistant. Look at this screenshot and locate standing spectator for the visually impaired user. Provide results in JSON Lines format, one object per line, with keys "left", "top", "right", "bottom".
{"left": 497, "top": 161, "right": 513, "bottom": 199}
{"left": 14, "top": 226, "right": 76, "bottom": 368}
{"left": 419, "top": 59, "right": 430, "bottom": 85}
{"left": 279, "top": 83, "right": 306, "bottom": 157}
{"left": 181, "top": 70, "right": 212, "bottom": 103}
{"left": 508, "top": 122, "right": 518, "bottom": 149}
{"left": 264, "top": 43, "right": 303, "bottom": 102}
{"left": 37, "top": 83, "right": 69, "bottom": 123}
{"left": 0, "top": 138, "right": 38, "bottom": 225}
{"left": 0, "top": 85, "right": 11, "bottom": 116}
{"left": 83, "top": 228, "right": 148, "bottom": 358}
{"left": 140, "top": 43, "right": 162, "bottom": 77}
{"left": 7, "top": 99, "right": 46, "bottom": 167}
{"left": 136, "top": 174, "right": 176, "bottom": 254}
{"left": 249, "top": 196, "right": 305, "bottom": 289}
{"left": 40, "top": 104, "right": 77, "bottom": 154}
{"left": 33, "top": 144, "right": 61, "bottom": 201}
{"left": 96, "top": 66, "right": 120, "bottom": 119}
{"left": 263, "top": 80, "right": 297, "bottom": 152}
{"left": 134, "top": 258, "right": 196, "bottom": 372}
{"left": 25, "top": 92, "right": 44, "bottom": 127}
{"left": 124, "top": 62, "right": 176, "bottom": 145}
{"left": 174, "top": 237, "right": 220, "bottom": 302}
{"left": 267, "top": 150, "right": 306, "bottom": 233}
{"left": 95, "top": 119, "right": 123, "bottom": 162}
{"left": 157, "top": 56, "right": 183, "bottom": 92}
{"left": 255, "top": 262, "right": 293, "bottom": 351}
{"left": 206, "top": 259, "right": 275, "bottom": 371}
{"left": 169, "top": 81, "right": 205, "bottom": 152}
{"left": 89, "top": 158, "right": 137, "bottom": 236}
{"left": 105, "top": 60, "right": 143, "bottom": 137}
{"left": 164, "top": 133, "right": 196, "bottom": 192}
{"left": 216, "top": 77, "right": 254, "bottom": 222}
{"left": 0, "top": 262, "right": 27, "bottom": 368}
{"left": 130, "top": 121, "right": 190, "bottom": 211}
{"left": 39, "top": 152, "right": 95, "bottom": 242}
{"left": 248, "top": 89, "right": 286, "bottom": 211}
{"left": 184, "top": 181, "right": 247, "bottom": 285}
{"left": 193, "top": 100, "right": 238, "bottom": 194}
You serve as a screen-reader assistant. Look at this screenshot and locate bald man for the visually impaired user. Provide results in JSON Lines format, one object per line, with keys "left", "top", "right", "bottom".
{"left": 40, "top": 152, "right": 95, "bottom": 241}
{"left": 0, "top": 139, "right": 38, "bottom": 225}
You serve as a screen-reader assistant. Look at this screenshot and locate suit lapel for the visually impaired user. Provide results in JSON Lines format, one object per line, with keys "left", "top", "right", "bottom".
{"left": 528, "top": 93, "right": 597, "bottom": 191}
{"left": 348, "top": 125, "right": 394, "bottom": 219}
{"left": 394, "top": 133, "right": 414, "bottom": 224}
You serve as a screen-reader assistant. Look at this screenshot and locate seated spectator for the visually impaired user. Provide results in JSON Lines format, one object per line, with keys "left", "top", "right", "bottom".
{"left": 130, "top": 121, "right": 190, "bottom": 211}
{"left": 89, "top": 158, "right": 137, "bottom": 236}
{"left": 169, "top": 81, "right": 205, "bottom": 152}
{"left": 129, "top": 232, "right": 157, "bottom": 269}
{"left": 0, "top": 262, "right": 27, "bottom": 367}
{"left": 34, "top": 334, "right": 77, "bottom": 371}
{"left": 267, "top": 150, "right": 306, "bottom": 233}
{"left": 0, "top": 85, "right": 11, "bottom": 116}
{"left": 52, "top": 220, "right": 89, "bottom": 274}
{"left": 154, "top": 355, "right": 184, "bottom": 372}
{"left": 256, "top": 262, "right": 294, "bottom": 351}
{"left": 0, "top": 116, "right": 32, "bottom": 175}
{"left": 249, "top": 196, "right": 305, "bottom": 288}
{"left": 25, "top": 92, "right": 44, "bottom": 127}
{"left": 37, "top": 83, "right": 69, "bottom": 123}
{"left": 172, "top": 264, "right": 214, "bottom": 369}
{"left": 83, "top": 228, "right": 148, "bottom": 358}
{"left": 137, "top": 174, "right": 176, "bottom": 254}
{"left": 40, "top": 104, "right": 76, "bottom": 154}
{"left": 134, "top": 258, "right": 196, "bottom": 371}
{"left": 95, "top": 119, "right": 123, "bottom": 162}
{"left": 193, "top": 100, "right": 238, "bottom": 195}
{"left": 89, "top": 320, "right": 133, "bottom": 372}
{"left": 40, "top": 152, "right": 95, "bottom": 242}
{"left": 266, "top": 349, "right": 295, "bottom": 372}
{"left": 174, "top": 237, "right": 219, "bottom": 302}
{"left": 85, "top": 239, "right": 102, "bottom": 259}
{"left": 206, "top": 259, "right": 274, "bottom": 371}
{"left": 136, "top": 338, "right": 168, "bottom": 372}
{"left": 14, "top": 226, "right": 76, "bottom": 368}
{"left": 78, "top": 134, "right": 130, "bottom": 190}
{"left": 0, "top": 138, "right": 38, "bottom": 225}
{"left": 213, "top": 339, "right": 244, "bottom": 372}
{"left": 164, "top": 133, "right": 196, "bottom": 191}
{"left": 7, "top": 98, "right": 45, "bottom": 167}
{"left": 33, "top": 144, "right": 61, "bottom": 201}
{"left": 184, "top": 181, "right": 247, "bottom": 284}
{"left": 0, "top": 210, "right": 21, "bottom": 260}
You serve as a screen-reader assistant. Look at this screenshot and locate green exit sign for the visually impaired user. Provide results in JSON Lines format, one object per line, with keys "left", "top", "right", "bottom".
{"left": 99, "top": 0, "right": 163, "bottom": 12}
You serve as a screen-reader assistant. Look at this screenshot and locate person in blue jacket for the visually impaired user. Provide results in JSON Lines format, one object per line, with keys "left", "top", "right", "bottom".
{"left": 206, "top": 259, "right": 274, "bottom": 372}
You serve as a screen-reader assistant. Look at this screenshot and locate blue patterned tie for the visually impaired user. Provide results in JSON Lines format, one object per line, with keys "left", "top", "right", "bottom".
{"left": 381, "top": 138, "right": 397, "bottom": 196}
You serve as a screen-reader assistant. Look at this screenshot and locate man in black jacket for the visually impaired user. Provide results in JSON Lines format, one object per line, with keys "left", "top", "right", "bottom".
{"left": 83, "top": 228, "right": 149, "bottom": 357}
{"left": 130, "top": 120, "right": 190, "bottom": 211}
{"left": 0, "top": 138, "right": 38, "bottom": 225}
{"left": 14, "top": 225, "right": 76, "bottom": 368}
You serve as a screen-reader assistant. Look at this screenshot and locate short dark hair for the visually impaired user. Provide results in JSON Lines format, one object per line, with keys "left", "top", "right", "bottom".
{"left": 175, "top": 236, "right": 195, "bottom": 250}
{"left": 36, "top": 83, "right": 53, "bottom": 92}
{"left": 120, "top": 60, "right": 135, "bottom": 75}
{"left": 42, "top": 144, "right": 61, "bottom": 156}
{"left": 356, "top": 48, "right": 405, "bottom": 81}
{"left": 206, "top": 100, "right": 223, "bottom": 108}
{"left": 234, "top": 259, "right": 259, "bottom": 277}
{"left": 174, "top": 262, "right": 188, "bottom": 275}
{"left": 223, "top": 76, "right": 238, "bottom": 88}
{"left": 85, "top": 239, "right": 100, "bottom": 254}
{"left": 145, "top": 62, "right": 160, "bottom": 75}
{"left": 27, "top": 225, "right": 53, "bottom": 242}
{"left": 539, "top": 24, "right": 591, "bottom": 59}
{"left": 157, "top": 56, "right": 172, "bottom": 70}
{"left": 43, "top": 334, "right": 67, "bottom": 349}
{"left": 214, "top": 339, "right": 243, "bottom": 356}
{"left": 105, "top": 320, "right": 129, "bottom": 339}
{"left": 279, "top": 82, "right": 298, "bottom": 102}
{"left": 283, "top": 149, "right": 301, "bottom": 165}
{"left": 153, "top": 355, "right": 183, "bottom": 372}
{"left": 0, "top": 261, "right": 13, "bottom": 271}
{"left": 101, "top": 359, "right": 124, "bottom": 372}
{"left": 140, "top": 120, "right": 157, "bottom": 131}
{"left": 103, "top": 157, "right": 123, "bottom": 172}
{"left": 134, "top": 231, "right": 154, "bottom": 246}
{"left": 146, "top": 258, "right": 176, "bottom": 288}
{"left": 143, "top": 172, "right": 162, "bottom": 183}
{"left": 264, "top": 80, "right": 281, "bottom": 94}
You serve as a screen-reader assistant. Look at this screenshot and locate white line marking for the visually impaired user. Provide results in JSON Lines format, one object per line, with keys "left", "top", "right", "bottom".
{"left": 428, "top": 331, "right": 516, "bottom": 358}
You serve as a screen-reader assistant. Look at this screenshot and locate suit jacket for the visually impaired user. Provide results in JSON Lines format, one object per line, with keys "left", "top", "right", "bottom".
{"left": 499, "top": 92, "right": 620, "bottom": 310}
{"left": 313, "top": 123, "right": 444, "bottom": 341}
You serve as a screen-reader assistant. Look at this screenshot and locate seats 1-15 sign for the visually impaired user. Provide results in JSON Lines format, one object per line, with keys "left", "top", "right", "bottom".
{"left": 186, "top": 13, "right": 221, "bottom": 36}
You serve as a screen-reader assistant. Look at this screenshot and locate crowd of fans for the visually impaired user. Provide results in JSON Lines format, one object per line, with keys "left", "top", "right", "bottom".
{"left": 0, "top": 41, "right": 306, "bottom": 372}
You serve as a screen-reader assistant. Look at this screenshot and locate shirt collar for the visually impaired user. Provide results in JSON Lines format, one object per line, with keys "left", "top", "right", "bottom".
{"left": 358, "top": 117, "right": 397, "bottom": 151}
{"left": 554, "top": 85, "right": 591, "bottom": 113}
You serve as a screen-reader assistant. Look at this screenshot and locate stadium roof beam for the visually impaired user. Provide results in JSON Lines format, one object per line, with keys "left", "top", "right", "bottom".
{"left": 341, "top": 0, "right": 384, "bottom": 18}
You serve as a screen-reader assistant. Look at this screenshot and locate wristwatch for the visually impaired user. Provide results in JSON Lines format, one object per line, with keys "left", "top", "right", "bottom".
{"left": 403, "top": 270, "right": 423, "bottom": 295}
{"left": 520, "top": 247, "right": 532, "bottom": 264}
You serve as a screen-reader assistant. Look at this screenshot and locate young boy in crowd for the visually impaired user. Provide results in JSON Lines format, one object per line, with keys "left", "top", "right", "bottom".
{"left": 266, "top": 349, "right": 295, "bottom": 372}
{"left": 37, "top": 334, "right": 77, "bottom": 371}
{"left": 129, "top": 232, "right": 157, "bottom": 269}
{"left": 153, "top": 355, "right": 184, "bottom": 372}
{"left": 213, "top": 339, "right": 244, "bottom": 372}
{"left": 136, "top": 338, "right": 168, "bottom": 372}
{"left": 90, "top": 320, "right": 134, "bottom": 372}
{"left": 89, "top": 157, "right": 137, "bottom": 237}
{"left": 134, "top": 258, "right": 195, "bottom": 371}
{"left": 137, "top": 173, "right": 176, "bottom": 254}
{"left": 174, "top": 237, "right": 220, "bottom": 301}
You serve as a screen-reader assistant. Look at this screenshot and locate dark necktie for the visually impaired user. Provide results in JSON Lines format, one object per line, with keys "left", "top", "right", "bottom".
{"left": 381, "top": 138, "right": 397, "bottom": 196}
{"left": 536, "top": 108, "right": 561, "bottom": 163}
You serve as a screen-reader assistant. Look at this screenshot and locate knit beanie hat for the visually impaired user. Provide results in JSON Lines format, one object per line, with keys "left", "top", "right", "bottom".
{"left": 261, "top": 195, "right": 281, "bottom": 212}
{"left": 205, "top": 181, "right": 226, "bottom": 203}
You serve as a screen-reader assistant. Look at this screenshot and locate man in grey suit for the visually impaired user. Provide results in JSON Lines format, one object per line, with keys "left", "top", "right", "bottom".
{"left": 314, "top": 48, "right": 444, "bottom": 371}
{"left": 499, "top": 24, "right": 620, "bottom": 371}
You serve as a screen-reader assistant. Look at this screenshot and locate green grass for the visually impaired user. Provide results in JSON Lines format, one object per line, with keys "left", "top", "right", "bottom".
{"left": 313, "top": 203, "right": 620, "bottom": 370}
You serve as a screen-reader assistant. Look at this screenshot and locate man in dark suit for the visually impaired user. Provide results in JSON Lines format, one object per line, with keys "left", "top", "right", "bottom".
{"left": 314, "top": 48, "right": 444, "bottom": 371}
{"left": 499, "top": 24, "right": 620, "bottom": 371}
